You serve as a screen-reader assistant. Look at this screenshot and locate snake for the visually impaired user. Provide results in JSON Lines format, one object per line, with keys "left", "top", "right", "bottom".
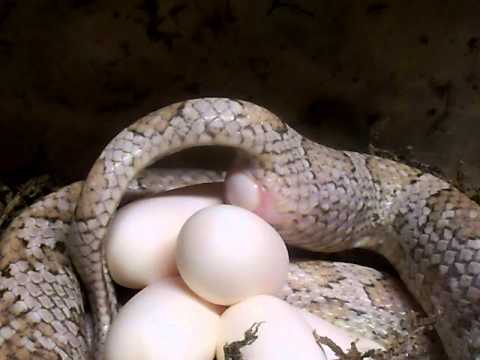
{"left": 0, "top": 98, "right": 479, "bottom": 359}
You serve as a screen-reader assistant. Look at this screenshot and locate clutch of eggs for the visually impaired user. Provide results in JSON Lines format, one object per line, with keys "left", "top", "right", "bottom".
{"left": 104, "top": 184, "right": 383, "bottom": 359}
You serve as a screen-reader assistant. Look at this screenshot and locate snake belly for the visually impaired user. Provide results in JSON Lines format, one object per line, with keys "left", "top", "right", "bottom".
{"left": 2, "top": 98, "right": 479, "bottom": 359}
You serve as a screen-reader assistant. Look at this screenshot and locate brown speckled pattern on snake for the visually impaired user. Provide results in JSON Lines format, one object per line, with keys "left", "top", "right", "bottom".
{"left": 1, "top": 174, "right": 443, "bottom": 359}
{"left": 0, "top": 169, "right": 223, "bottom": 359}
{"left": 2, "top": 98, "right": 479, "bottom": 359}
{"left": 283, "top": 260, "right": 445, "bottom": 358}
{"left": 0, "top": 183, "right": 88, "bottom": 359}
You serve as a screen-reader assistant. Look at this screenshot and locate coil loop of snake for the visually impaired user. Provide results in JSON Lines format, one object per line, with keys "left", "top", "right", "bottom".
{"left": 1, "top": 98, "right": 479, "bottom": 359}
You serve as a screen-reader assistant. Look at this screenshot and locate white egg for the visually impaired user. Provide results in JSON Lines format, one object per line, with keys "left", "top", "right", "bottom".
{"left": 106, "top": 184, "right": 222, "bottom": 289}
{"left": 105, "top": 276, "right": 223, "bottom": 360}
{"left": 176, "top": 204, "right": 289, "bottom": 305}
{"left": 216, "top": 295, "right": 326, "bottom": 360}
{"left": 297, "top": 309, "right": 384, "bottom": 359}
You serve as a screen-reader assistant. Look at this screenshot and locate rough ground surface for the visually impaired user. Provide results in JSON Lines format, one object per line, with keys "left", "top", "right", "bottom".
{"left": 0, "top": 1, "right": 479, "bottom": 193}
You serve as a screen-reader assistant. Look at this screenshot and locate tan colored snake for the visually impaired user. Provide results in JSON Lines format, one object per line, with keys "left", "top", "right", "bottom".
{"left": 1, "top": 98, "right": 479, "bottom": 359}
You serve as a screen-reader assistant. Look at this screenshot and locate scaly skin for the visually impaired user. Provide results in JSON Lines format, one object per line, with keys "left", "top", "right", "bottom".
{"left": 0, "top": 178, "right": 442, "bottom": 359}
{"left": 0, "top": 183, "right": 88, "bottom": 360}
{"left": 72, "top": 98, "right": 478, "bottom": 358}
{"left": 285, "top": 260, "right": 445, "bottom": 358}
{"left": 1, "top": 98, "right": 477, "bottom": 358}
{"left": 0, "top": 169, "right": 224, "bottom": 359}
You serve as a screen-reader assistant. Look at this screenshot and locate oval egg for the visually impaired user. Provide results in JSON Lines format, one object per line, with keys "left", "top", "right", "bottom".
{"left": 105, "top": 276, "right": 223, "bottom": 360}
{"left": 106, "top": 184, "right": 222, "bottom": 288}
{"left": 216, "top": 295, "right": 326, "bottom": 360}
{"left": 176, "top": 204, "right": 289, "bottom": 305}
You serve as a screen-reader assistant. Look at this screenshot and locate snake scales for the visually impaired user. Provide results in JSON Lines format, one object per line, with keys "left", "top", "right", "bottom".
{"left": 1, "top": 98, "right": 479, "bottom": 359}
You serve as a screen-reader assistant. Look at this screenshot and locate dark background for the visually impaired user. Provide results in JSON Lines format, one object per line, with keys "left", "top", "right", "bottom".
{"left": 0, "top": 0, "right": 479, "bottom": 193}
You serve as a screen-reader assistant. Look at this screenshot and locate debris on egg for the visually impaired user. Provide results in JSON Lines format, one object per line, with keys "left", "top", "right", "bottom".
{"left": 297, "top": 308, "right": 385, "bottom": 359}
{"left": 105, "top": 184, "right": 222, "bottom": 288}
{"left": 105, "top": 277, "right": 223, "bottom": 360}
{"left": 216, "top": 295, "right": 327, "bottom": 360}
{"left": 176, "top": 204, "right": 289, "bottom": 305}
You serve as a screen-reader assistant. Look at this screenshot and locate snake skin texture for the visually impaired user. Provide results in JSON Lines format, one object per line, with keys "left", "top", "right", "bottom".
{"left": 1, "top": 170, "right": 441, "bottom": 359}
{"left": 0, "top": 169, "right": 225, "bottom": 359}
{"left": 0, "top": 175, "right": 442, "bottom": 360}
{"left": 284, "top": 260, "right": 445, "bottom": 358}
{"left": 0, "top": 183, "right": 88, "bottom": 359}
{"left": 1, "top": 98, "right": 479, "bottom": 358}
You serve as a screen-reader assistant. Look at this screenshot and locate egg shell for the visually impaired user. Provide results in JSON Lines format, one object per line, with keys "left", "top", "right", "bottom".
{"left": 106, "top": 184, "right": 222, "bottom": 288}
{"left": 216, "top": 295, "right": 326, "bottom": 360}
{"left": 105, "top": 276, "right": 224, "bottom": 360}
{"left": 297, "top": 309, "right": 384, "bottom": 359}
{"left": 176, "top": 204, "right": 289, "bottom": 305}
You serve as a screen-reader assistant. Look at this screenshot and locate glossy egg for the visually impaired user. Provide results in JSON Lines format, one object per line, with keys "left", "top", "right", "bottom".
{"left": 105, "top": 277, "right": 223, "bottom": 360}
{"left": 176, "top": 204, "right": 289, "bottom": 305}
{"left": 216, "top": 295, "right": 326, "bottom": 360}
{"left": 105, "top": 184, "right": 222, "bottom": 288}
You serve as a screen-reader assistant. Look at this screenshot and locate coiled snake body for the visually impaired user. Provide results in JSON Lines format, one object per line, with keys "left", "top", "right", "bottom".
{"left": 1, "top": 98, "right": 479, "bottom": 359}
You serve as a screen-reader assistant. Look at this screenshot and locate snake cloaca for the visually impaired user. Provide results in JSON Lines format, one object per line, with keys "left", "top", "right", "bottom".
{"left": 1, "top": 98, "right": 479, "bottom": 359}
